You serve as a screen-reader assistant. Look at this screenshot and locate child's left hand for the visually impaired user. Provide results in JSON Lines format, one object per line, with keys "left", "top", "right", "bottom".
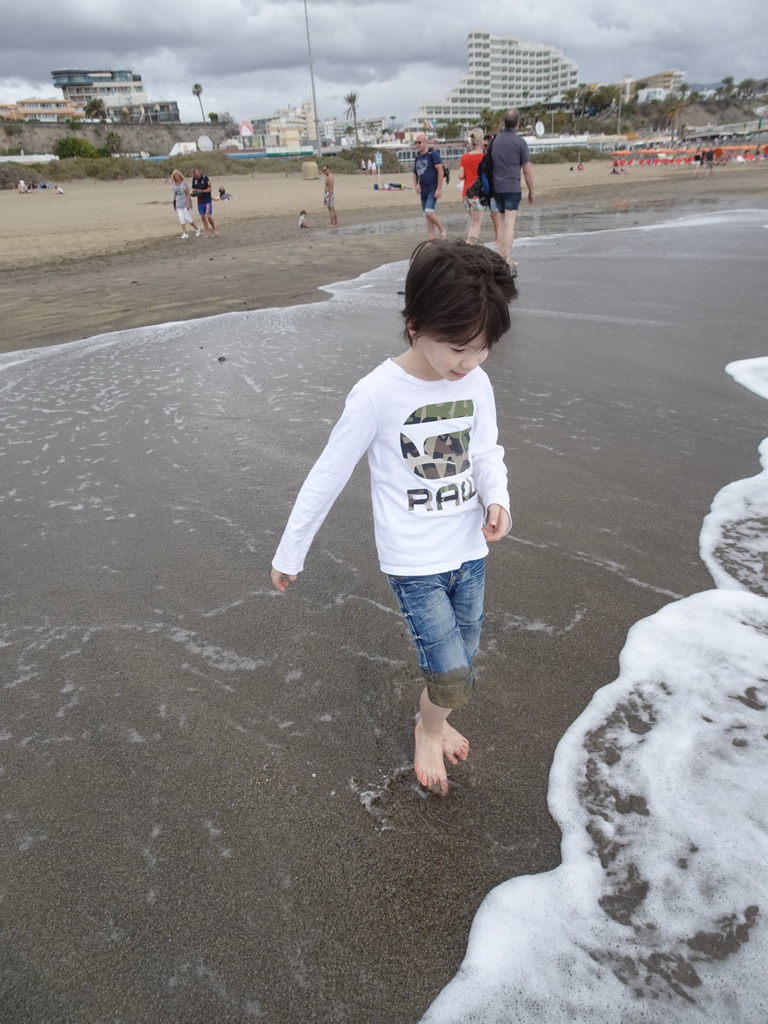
{"left": 482, "top": 503, "right": 511, "bottom": 542}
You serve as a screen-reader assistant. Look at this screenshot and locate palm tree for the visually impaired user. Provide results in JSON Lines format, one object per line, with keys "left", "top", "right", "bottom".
{"left": 343, "top": 91, "right": 360, "bottom": 144}
{"left": 105, "top": 131, "right": 122, "bottom": 154}
{"left": 84, "top": 98, "right": 107, "bottom": 121}
{"left": 192, "top": 83, "right": 205, "bottom": 122}
{"left": 477, "top": 109, "right": 497, "bottom": 135}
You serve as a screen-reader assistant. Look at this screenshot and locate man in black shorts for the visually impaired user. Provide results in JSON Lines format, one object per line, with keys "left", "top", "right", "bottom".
{"left": 489, "top": 110, "right": 535, "bottom": 265}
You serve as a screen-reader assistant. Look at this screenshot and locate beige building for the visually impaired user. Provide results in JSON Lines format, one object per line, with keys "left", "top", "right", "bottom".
{"left": 0, "top": 96, "right": 81, "bottom": 121}
{"left": 639, "top": 70, "right": 686, "bottom": 92}
{"left": 266, "top": 99, "right": 317, "bottom": 148}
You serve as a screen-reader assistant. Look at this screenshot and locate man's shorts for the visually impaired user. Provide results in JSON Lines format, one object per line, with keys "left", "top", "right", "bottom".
{"left": 386, "top": 558, "right": 485, "bottom": 710}
{"left": 420, "top": 187, "right": 437, "bottom": 213}
{"left": 495, "top": 191, "right": 522, "bottom": 212}
{"left": 489, "top": 198, "right": 499, "bottom": 214}
{"left": 324, "top": 191, "right": 335, "bottom": 208}
{"left": 197, "top": 200, "right": 213, "bottom": 216}
{"left": 463, "top": 195, "right": 484, "bottom": 213}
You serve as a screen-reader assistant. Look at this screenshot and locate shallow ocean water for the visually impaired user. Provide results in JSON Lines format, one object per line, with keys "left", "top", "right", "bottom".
{"left": 1, "top": 203, "right": 767, "bottom": 1023}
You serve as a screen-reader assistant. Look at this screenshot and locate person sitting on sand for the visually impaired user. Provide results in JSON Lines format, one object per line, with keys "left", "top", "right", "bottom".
{"left": 218, "top": 187, "right": 235, "bottom": 201}
{"left": 298, "top": 210, "right": 310, "bottom": 228}
{"left": 271, "top": 239, "right": 518, "bottom": 796}
{"left": 170, "top": 169, "right": 201, "bottom": 239}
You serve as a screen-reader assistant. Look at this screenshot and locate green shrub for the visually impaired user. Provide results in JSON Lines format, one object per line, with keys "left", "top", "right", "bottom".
{"left": 53, "top": 137, "right": 100, "bottom": 160}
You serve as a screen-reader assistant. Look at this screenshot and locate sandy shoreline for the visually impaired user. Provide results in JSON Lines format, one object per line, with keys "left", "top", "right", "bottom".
{"left": 1, "top": 162, "right": 765, "bottom": 354}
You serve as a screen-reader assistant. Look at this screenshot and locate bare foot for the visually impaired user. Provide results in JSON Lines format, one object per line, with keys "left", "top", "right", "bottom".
{"left": 413, "top": 720, "right": 449, "bottom": 795}
{"left": 442, "top": 721, "right": 469, "bottom": 765}
{"left": 439, "top": 228, "right": 447, "bottom": 239}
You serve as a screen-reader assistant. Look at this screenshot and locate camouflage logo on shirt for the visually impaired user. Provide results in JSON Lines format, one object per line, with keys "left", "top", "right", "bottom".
{"left": 404, "top": 400, "right": 474, "bottom": 425}
{"left": 400, "top": 401, "right": 473, "bottom": 480}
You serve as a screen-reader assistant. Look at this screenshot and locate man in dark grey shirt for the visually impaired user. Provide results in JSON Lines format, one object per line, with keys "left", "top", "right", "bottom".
{"left": 490, "top": 109, "right": 535, "bottom": 265}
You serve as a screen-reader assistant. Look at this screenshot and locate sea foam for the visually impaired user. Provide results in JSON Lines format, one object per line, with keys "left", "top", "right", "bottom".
{"left": 421, "top": 359, "right": 768, "bottom": 1022}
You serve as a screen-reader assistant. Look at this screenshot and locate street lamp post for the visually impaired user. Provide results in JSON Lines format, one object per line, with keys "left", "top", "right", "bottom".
{"left": 303, "top": 0, "right": 321, "bottom": 158}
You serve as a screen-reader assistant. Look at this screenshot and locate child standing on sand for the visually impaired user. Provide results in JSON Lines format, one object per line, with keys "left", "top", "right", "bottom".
{"left": 271, "top": 239, "right": 518, "bottom": 795}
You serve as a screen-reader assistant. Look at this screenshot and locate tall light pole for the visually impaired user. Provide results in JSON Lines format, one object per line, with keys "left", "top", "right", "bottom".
{"left": 303, "top": 0, "right": 321, "bottom": 158}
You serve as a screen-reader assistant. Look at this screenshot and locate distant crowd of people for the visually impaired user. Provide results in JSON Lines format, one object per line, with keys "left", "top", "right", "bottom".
{"left": 315, "top": 108, "right": 536, "bottom": 268}
{"left": 17, "top": 179, "right": 64, "bottom": 194}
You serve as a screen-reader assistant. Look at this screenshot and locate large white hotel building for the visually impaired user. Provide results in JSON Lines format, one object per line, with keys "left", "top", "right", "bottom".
{"left": 413, "top": 31, "right": 579, "bottom": 125}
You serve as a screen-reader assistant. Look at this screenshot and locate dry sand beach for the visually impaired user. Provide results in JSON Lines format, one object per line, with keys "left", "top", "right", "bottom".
{"left": 2, "top": 161, "right": 765, "bottom": 353}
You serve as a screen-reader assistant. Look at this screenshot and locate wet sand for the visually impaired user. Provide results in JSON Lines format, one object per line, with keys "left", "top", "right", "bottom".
{"left": 1, "top": 182, "right": 767, "bottom": 1024}
{"left": 1, "top": 162, "right": 765, "bottom": 353}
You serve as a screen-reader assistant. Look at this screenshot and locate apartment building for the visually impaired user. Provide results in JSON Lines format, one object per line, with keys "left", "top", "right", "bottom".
{"left": 413, "top": 31, "right": 578, "bottom": 125}
{"left": 51, "top": 69, "right": 180, "bottom": 122}
{"left": 0, "top": 97, "right": 81, "bottom": 121}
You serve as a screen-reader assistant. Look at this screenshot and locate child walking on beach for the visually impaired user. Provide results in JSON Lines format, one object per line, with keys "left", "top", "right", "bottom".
{"left": 271, "top": 239, "right": 518, "bottom": 795}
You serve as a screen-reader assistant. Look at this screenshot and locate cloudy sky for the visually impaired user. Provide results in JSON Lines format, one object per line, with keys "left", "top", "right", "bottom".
{"left": 2, "top": 0, "right": 765, "bottom": 124}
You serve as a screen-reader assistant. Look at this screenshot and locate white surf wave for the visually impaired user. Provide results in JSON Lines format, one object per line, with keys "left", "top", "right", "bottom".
{"left": 421, "top": 358, "right": 768, "bottom": 1023}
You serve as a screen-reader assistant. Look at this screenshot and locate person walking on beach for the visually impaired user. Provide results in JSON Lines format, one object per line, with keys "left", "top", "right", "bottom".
{"left": 459, "top": 129, "right": 486, "bottom": 243}
{"left": 704, "top": 148, "right": 715, "bottom": 176}
{"left": 322, "top": 165, "right": 338, "bottom": 226}
{"left": 489, "top": 109, "right": 535, "bottom": 265}
{"left": 170, "top": 169, "right": 201, "bottom": 239}
{"left": 270, "top": 239, "right": 518, "bottom": 796}
{"left": 191, "top": 166, "right": 217, "bottom": 237}
{"left": 412, "top": 132, "right": 446, "bottom": 239}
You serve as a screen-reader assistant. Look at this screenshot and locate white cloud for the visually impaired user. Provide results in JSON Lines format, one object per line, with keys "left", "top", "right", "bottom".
{"left": 1, "top": 0, "right": 765, "bottom": 121}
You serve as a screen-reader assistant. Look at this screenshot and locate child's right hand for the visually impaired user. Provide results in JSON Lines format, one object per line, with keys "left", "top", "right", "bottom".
{"left": 271, "top": 568, "right": 297, "bottom": 592}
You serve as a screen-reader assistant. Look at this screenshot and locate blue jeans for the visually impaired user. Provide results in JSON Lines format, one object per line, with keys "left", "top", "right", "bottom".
{"left": 420, "top": 187, "right": 437, "bottom": 213}
{"left": 495, "top": 191, "right": 522, "bottom": 212}
{"left": 387, "top": 558, "right": 485, "bottom": 709}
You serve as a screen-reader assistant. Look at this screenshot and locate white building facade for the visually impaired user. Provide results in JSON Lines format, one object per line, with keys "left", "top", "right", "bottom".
{"left": 413, "top": 31, "right": 578, "bottom": 126}
{"left": 51, "top": 69, "right": 180, "bottom": 122}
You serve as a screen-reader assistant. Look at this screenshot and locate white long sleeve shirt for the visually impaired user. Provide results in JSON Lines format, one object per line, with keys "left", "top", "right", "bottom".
{"left": 272, "top": 358, "right": 510, "bottom": 577}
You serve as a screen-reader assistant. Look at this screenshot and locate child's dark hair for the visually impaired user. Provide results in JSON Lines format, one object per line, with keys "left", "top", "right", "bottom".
{"left": 402, "top": 239, "right": 518, "bottom": 348}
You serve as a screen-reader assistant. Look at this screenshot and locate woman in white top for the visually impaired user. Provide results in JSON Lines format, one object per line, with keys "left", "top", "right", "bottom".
{"left": 170, "top": 169, "right": 201, "bottom": 239}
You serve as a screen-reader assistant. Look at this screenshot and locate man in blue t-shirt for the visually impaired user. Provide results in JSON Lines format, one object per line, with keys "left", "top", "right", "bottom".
{"left": 412, "top": 133, "right": 446, "bottom": 239}
{"left": 191, "top": 167, "right": 217, "bottom": 237}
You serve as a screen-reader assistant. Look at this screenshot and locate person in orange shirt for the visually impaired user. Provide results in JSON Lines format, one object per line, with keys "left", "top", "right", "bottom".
{"left": 458, "top": 130, "right": 486, "bottom": 244}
